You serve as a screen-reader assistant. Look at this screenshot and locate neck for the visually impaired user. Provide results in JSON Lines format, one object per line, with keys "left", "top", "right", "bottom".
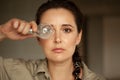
{"left": 48, "top": 59, "right": 74, "bottom": 80}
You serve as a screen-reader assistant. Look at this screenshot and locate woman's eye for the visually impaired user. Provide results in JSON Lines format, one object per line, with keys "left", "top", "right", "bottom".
{"left": 63, "top": 28, "right": 72, "bottom": 33}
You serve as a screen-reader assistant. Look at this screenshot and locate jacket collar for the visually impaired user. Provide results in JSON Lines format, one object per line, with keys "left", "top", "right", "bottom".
{"left": 35, "top": 59, "right": 50, "bottom": 79}
{"left": 82, "top": 62, "right": 98, "bottom": 80}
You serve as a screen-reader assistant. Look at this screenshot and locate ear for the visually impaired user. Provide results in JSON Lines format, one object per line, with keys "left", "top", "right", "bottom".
{"left": 75, "top": 30, "right": 82, "bottom": 45}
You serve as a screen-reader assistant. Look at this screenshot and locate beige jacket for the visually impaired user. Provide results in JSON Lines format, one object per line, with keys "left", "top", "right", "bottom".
{"left": 0, "top": 57, "right": 106, "bottom": 80}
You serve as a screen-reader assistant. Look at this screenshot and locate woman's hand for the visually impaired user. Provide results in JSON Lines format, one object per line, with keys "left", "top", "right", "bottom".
{"left": 0, "top": 18, "right": 37, "bottom": 41}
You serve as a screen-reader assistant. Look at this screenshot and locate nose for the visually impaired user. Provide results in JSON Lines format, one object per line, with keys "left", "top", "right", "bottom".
{"left": 54, "top": 30, "right": 61, "bottom": 44}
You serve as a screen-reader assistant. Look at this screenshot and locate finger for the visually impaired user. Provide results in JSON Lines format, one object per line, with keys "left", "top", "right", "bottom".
{"left": 10, "top": 18, "right": 20, "bottom": 29}
{"left": 13, "top": 20, "right": 19, "bottom": 29}
{"left": 17, "top": 21, "right": 26, "bottom": 33}
{"left": 30, "top": 21, "right": 37, "bottom": 32}
{"left": 19, "top": 34, "right": 34, "bottom": 40}
{"left": 22, "top": 23, "right": 31, "bottom": 35}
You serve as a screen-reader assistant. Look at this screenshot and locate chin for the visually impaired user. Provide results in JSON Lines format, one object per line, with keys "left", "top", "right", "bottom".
{"left": 48, "top": 56, "right": 72, "bottom": 63}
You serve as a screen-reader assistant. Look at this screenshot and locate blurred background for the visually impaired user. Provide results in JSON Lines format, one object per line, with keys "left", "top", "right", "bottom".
{"left": 0, "top": 0, "right": 120, "bottom": 80}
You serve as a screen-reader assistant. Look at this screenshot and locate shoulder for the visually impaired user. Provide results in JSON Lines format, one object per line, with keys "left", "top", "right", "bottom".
{"left": 82, "top": 62, "right": 106, "bottom": 80}
{"left": 3, "top": 57, "right": 46, "bottom": 72}
{"left": 2, "top": 57, "right": 46, "bottom": 66}
{"left": 2, "top": 57, "right": 46, "bottom": 78}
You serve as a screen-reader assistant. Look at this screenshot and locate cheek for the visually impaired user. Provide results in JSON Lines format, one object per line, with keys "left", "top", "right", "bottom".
{"left": 38, "top": 39, "right": 52, "bottom": 52}
{"left": 63, "top": 34, "right": 78, "bottom": 47}
{"left": 64, "top": 37, "right": 77, "bottom": 56}
{"left": 64, "top": 36, "right": 78, "bottom": 55}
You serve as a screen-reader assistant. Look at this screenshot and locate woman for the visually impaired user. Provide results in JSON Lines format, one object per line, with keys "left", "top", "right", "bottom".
{"left": 0, "top": 0, "right": 105, "bottom": 80}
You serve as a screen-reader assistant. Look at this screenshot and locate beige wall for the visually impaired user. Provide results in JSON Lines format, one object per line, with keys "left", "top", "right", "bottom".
{"left": 103, "top": 17, "right": 120, "bottom": 80}
{"left": 87, "top": 16, "right": 104, "bottom": 75}
{"left": 87, "top": 16, "right": 120, "bottom": 80}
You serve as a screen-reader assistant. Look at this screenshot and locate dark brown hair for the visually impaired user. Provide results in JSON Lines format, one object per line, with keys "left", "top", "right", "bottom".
{"left": 36, "top": 0, "right": 84, "bottom": 33}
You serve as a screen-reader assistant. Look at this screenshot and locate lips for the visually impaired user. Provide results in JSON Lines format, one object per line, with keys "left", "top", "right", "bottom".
{"left": 52, "top": 48, "right": 65, "bottom": 53}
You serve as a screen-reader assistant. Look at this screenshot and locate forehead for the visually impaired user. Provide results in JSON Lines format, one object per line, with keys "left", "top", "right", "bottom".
{"left": 41, "top": 8, "right": 75, "bottom": 19}
{"left": 40, "top": 8, "right": 76, "bottom": 26}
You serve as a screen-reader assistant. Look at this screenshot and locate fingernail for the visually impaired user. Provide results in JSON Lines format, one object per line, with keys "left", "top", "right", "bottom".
{"left": 13, "top": 21, "right": 19, "bottom": 28}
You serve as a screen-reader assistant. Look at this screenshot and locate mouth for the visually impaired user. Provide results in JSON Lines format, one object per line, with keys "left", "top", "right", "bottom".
{"left": 52, "top": 48, "right": 65, "bottom": 53}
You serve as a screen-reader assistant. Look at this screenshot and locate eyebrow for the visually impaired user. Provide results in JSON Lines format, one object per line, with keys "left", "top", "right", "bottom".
{"left": 61, "top": 24, "right": 74, "bottom": 28}
{"left": 49, "top": 24, "right": 74, "bottom": 28}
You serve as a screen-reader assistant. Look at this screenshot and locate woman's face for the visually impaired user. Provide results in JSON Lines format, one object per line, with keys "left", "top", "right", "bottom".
{"left": 38, "top": 8, "right": 82, "bottom": 63}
